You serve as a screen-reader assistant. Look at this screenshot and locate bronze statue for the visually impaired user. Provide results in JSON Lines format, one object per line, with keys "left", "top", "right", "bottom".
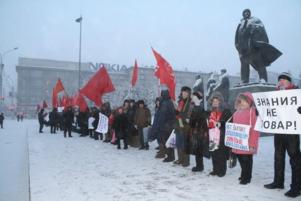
{"left": 235, "top": 9, "right": 282, "bottom": 84}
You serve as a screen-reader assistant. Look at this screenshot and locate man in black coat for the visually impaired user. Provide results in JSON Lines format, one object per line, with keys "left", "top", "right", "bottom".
{"left": 0, "top": 113, "right": 4, "bottom": 129}
{"left": 152, "top": 89, "right": 176, "bottom": 161}
{"left": 235, "top": 9, "right": 282, "bottom": 83}
{"left": 49, "top": 108, "right": 58, "bottom": 134}
{"left": 38, "top": 109, "right": 47, "bottom": 133}
{"left": 63, "top": 106, "right": 74, "bottom": 138}
{"left": 264, "top": 73, "right": 301, "bottom": 198}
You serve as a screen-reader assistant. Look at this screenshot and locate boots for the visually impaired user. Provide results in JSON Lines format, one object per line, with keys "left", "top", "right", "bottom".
{"left": 173, "top": 149, "right": 183, "bottom": 165}
{"left": 155, "top": 144, "right": 166, "bottom": 158}
{"left": 163, "top": 148, "right": 175, "bottom": 162}
{"left": 181, "top": 152, "right": 190, "bottom": 167}
{"left": 264, "top": 182, "right": 284, "bottom": 189}
{"left": 192, "top": 154, "right": 204, "bottom": 172}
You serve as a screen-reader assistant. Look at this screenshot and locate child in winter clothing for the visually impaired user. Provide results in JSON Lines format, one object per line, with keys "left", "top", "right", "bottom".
{"left": 232, "top": 92, "right": 259, "bottom": 185}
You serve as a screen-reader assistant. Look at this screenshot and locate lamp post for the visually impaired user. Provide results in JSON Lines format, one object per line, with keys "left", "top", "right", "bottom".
{"left": 0, "top": 47, "right": 18, "bottom": 101}
{"left": 75, "top": 16, "right": 83, "bottom": 90}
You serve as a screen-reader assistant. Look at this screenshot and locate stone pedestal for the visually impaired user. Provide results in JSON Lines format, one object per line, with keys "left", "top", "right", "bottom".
{"left": 229, "top": 82, "right": 276, "bottom": 110}
{"left": 229, "top": 82, "right": 276, "bottom": 137}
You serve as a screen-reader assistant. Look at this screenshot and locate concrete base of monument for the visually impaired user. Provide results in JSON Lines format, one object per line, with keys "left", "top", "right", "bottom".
{"left": 229, "top": 82, "right": 276, "bottom": 108}
{"left": 229, "top": 82, "right": 276, "bottom": 137}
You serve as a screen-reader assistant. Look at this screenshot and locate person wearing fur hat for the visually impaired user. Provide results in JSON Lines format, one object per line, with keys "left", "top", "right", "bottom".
{"left": 264, "top": 72, "right": 301, "bottom": 198}
{"left": 232, "top": 92, "right": 259, "bottom": 185}
{"left": 208, "top": 91, "right": 232, "bottom": 177}
{"left": 134, "top": 100, "right": 151, "bottom": 150}
{"left": 173, "top": 86, "right": 192, "bottom": 166}
{"left": 188, "top": 91, "right": 209, "bottom": 172}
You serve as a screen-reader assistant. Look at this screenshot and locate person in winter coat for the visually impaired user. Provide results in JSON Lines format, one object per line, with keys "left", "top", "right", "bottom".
{"left": 112, "top": 107, "right": 129, "bottom": 149}
{"left": 88, "top": 112, "right": 95, "bottom": 138}
{"left": 208, "top": 92, "right": 232, "bottom": 177}
{"left": 0, "top": 113, "right": 4, "bottom": 129}
{"left": 134, "top": 100, "right": 151, "bottom": 150}
{"left": 38, "top": 109, "right": 47, "bottom": 133}
{"left": 152, "top": 89, "right": 176, "bottom": 161}
{"left": 232, "top": 92, "right": 259, "bottom": 185}
{"left": 49, "top": 108, "right": 58, "bottom": 134}
{"left": 78, "top": 110, "right": 88, "bottom": 137}
{"left": 188, "top": 91, "right": 209, "bottom": 172}
{"left": 127, "top": 100, "right": 139, "bottom": 147}
{"left": 264, "top": 72, "right": 301, "bottom": 198}
{"left": 92, "top": 108, "right": 101, "bottom": 140}
{"left": 174, "top": 86, "right": 192, "bottom": 167}
{"left": 63, "top": 106, "right": 74, "bottom": 138}
{"left": 148, "top": 97, "right": 161, "bottom": 147}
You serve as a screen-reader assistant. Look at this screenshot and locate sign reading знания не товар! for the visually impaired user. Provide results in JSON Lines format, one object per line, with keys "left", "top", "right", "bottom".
{"left": 252, "top": 89, "right": 301, "bottom": 135}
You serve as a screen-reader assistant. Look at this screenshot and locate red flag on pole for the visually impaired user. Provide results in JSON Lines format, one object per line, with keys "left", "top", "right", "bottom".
{"left": 52, "top": 88, "right": 58, "bottom": 108}
{"left": 131, "top": 60, "right": 138, "bottom": 87}
{"left": 74, "top": 93, "right": 88, "bottom": 112}
{"left": 53, "top": 78, "right": 65, "bottom": 95}
{"left": 152, "top": 48, "right": 176, "bottom": 100}
{"left": 61, "top": 95, "right": 69, "bottom": 108}
{"left": 80, "top": 66, "right": 115, "bottom": 106}
{"left": 42, "top": 100, "right": 48, "bottom": 108}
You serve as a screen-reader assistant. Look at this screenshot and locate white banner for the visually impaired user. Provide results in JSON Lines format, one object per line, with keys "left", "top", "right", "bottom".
{"left": 225, "top": 122, "right": 250, "bottom": 151}
{"left": 96, "top": 113, "right": 109, "bottom": 134}
{"left": 252, "top": 89, "right": 301, "bottom": 134}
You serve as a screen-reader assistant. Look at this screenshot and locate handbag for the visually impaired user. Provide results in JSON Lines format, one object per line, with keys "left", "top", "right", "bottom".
{"left": 165, "top": 130, "right": 176, "bottom": 148}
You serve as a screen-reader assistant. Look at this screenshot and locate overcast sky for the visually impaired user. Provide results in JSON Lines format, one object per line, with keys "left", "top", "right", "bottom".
{"left": 1, "top": 0, "right": 301, "bottom": 87}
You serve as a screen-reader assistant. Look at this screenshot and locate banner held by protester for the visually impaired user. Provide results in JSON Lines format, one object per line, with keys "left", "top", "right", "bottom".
{"left": 225, "top": 122, "right": 250, "bottom": 151}
{"left": 252, "top": 89, "right": 301, "bottom": 134}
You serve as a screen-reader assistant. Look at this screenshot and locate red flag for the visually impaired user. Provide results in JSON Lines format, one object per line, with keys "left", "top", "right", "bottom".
{"left": 53, "top": 78, "right": 65, "bottom": 95}
{"left": 42, "top": 100, "right": 48, "bottom": 108}
{"left": 74, "top": 93, "right": 88, "bottom": 112}
{"left": 80, "top": 66, "right": 115, "bottom": 106}
{"left": 131, "top": 60, "right": 138, "bottom": 87}
{"left": 61, "top": 95, "right": 70, "bottom": 108}
{"left": 152, "top": 48, "right": 176, "bottom": 100}
{"left": 52, "top": 88, "right": 58, "bottom": 108}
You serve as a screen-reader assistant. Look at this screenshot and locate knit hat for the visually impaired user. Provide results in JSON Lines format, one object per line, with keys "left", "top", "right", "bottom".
{"left": 181, "top": 86, "right": 191, "bottom": 92}
{"left": 278, "top": 72, "right": 292, "bottom": 82}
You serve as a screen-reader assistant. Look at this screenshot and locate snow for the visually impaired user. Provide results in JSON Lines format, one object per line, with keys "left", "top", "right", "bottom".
{"left": 0, "top": 120, "right": 298, "bottom": 201}
{"left": 0, "top": 119, "right": 30, "bottom": 201}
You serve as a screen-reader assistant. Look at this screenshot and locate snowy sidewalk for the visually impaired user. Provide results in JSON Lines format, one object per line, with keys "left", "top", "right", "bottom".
{"left": 27, "top": 120, "right": 295, "bottom": 201}
{"left": 0, "top": 119, "right": 30, "bottom": 201}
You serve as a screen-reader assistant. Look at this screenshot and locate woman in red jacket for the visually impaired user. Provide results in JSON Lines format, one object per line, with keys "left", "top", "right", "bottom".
{"left": 232, "top": 92, "right": 259, "bottom": 185}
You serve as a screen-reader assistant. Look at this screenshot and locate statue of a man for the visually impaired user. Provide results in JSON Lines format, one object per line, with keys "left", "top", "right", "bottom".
{"left": 235, "top": 9, "right": 282, "bottom": 84}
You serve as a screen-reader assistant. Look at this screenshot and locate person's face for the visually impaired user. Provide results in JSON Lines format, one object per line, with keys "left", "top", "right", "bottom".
{"left": 118, "top": 108, "right": 123, "bottom": 114}
{"left": 278, "top": 79, "right": 291, "bottom": 89}
{"left": 211, "top": 98, "right": 220, "bottom": 108}
{"left": 139, "top": 103, "right": 144, "bottom": 108}
{"left": 181, "top": 91, "right": 189, "bottom": 99}
{"left": 124, "top": 102, "right": 129, "bottom": 108}
{"left": 236, "top": 98, "right": 250, "bottom": 110}
{"left": 243, "top": 11, "right": 250, "bottom": 19}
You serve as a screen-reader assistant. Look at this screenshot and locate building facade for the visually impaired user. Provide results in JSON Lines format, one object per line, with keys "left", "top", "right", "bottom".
{"left": 16, "top": 57, "right": 244, "bottom": 116}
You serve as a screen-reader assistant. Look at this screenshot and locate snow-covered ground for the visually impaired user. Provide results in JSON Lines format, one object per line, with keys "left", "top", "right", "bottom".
{"left": 0, "top": 119, "right": 30, "bottom": 201}
{"left": 1, "top": 120, "right": 298, "bottom": 201}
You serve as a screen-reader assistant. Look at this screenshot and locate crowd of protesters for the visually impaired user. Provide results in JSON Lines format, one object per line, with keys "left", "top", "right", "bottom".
{"left": 36, "top": 72, "right": 301, "bottom": 198}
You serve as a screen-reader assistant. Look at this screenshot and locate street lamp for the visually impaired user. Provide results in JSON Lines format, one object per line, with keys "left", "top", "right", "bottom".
{"left": 0, "top": 47, "right": 18, "bottom": 101}
{"left": 75, "top": 16, "right": 82, "bottom": 90}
